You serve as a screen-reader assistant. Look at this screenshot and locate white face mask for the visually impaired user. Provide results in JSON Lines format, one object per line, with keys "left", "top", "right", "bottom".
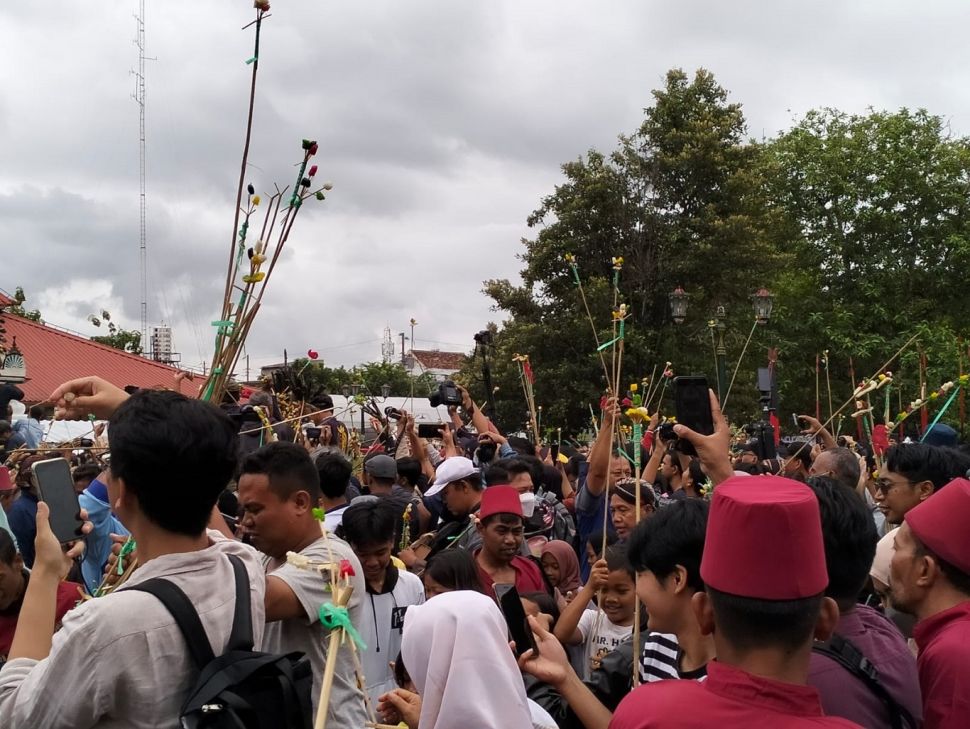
{"left": 519, "top": 491, "right": 536, "bottom": 518}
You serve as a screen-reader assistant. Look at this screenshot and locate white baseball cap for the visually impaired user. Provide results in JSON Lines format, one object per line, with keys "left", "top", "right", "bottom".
{"left": 425, "top": 457, "right": 479, "bottom": 497}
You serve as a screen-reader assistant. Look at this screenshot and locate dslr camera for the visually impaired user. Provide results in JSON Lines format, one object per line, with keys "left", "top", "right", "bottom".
{"left": 429, "top": 380, "right": 463, "bottom": 408}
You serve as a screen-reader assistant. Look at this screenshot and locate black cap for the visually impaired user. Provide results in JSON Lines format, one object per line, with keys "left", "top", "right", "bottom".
{"left": 311, "top": 394, "right": 334, "bottom": 411}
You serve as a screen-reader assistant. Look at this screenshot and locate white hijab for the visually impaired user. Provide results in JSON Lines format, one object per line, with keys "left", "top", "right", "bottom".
{"left": 402, "top": 590, "right": 533, "bottom": 729}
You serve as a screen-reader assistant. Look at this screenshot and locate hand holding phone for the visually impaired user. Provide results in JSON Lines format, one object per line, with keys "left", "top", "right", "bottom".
{"left": 673, "top": 377, "right": 714, "bottom": 457}
{"left": 494, "top": 584, "right": 539, "bottom": 658}
{"left": 31, "top": 458, "right": 85, "bottom": 545}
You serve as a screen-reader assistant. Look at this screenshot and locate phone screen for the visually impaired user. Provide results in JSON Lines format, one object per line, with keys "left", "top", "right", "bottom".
{"left": 31, "top": 458, "right": 84, "bottom": 544}
{"left": 494, "top": 584, "right": 538, "bottom": 658}
{"left": 417, "top": 423, "right": 445, "bottom": 439}
{"left": 674, "top": 376, "right": 714, "bottom": 457}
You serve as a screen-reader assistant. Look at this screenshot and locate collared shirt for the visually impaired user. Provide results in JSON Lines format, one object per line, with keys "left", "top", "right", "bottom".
{"left": 11, "top": 419, "right": 43, "bottom": 450}
{"left": 809, "top": 605, "right": 922, "bottom": 729}
{"left": 913, "top": 600, "right": 970, "bottom": 729}
{"left": 474, "top": 550, "right": 547, "bottom": 598}
{"left": 0, "top": 531, "right": 265, "bottom": 728}
{"left": 610, "top": 660, "right": 863, "bottom": 729}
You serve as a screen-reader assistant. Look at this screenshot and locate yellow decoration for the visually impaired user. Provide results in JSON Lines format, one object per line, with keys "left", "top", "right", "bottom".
{"left": 242, "top": 272, "right": 266, "bottom": 284}
{"left": 252, "top": 195, "right": 261, "bottom": 206}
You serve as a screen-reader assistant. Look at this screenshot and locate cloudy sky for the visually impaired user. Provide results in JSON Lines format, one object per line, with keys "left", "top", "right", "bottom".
{"left": 3, "top": 1, "right": 969, "bottom": 374}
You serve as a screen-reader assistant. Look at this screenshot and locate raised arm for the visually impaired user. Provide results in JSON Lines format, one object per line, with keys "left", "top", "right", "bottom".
{"left": 459, "top": 385, "right": 494, "bottom": 436}
{"left": 586, "top": 398, "right": 620, "bottom": 497}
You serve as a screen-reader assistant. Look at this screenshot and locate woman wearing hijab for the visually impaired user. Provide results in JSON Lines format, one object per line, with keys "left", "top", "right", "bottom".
{"left": 540, "top": 540, "right": 581, "bottom": 604}
{"left": 379, "top": 590, "right": 556, "bottom": 729}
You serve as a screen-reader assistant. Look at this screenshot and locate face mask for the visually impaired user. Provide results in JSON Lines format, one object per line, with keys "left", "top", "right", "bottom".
{"left": 520, "top": 491, "right": 536, "bottom": 518}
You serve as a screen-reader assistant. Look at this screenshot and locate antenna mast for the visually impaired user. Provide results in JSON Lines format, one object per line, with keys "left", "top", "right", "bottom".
{"left": 133, "top": 0, "right": 149, "bottom": 355}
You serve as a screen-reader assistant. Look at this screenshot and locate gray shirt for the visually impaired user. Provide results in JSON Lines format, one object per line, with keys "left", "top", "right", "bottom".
{"left": 262, "top": 535, "right": 368, "bottom": 727}
{"left": 0, "top": 531, "right": 266, "bottom": 728}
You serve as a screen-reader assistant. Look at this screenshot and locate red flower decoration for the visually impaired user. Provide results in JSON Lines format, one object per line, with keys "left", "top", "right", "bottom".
{"left": 307, "top": 349, "right": 319, "bottom": 360}
{"left": 339, "top": 559, "right": 356, "bottom": 578}
{"left": 308, "top": 165, "right": 318, "bottom": 177}
{"left": 621, "top": 397, "right": 632, "bottom": 408}
{"left": 309, "top": 143, "right": 319, "bottom": 156}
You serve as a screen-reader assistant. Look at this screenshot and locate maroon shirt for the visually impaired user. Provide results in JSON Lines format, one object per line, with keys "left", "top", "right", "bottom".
{"left": 808, "top": 605, "right": 922, "bottom": 729}
{"left": 473, "top": 550, "right": 547, "bottom": 598}
{"left": 913, "top": 600, "right": 970, "bottom": 729}
{"left": 611, "top": 660, "right": 863, "bottom": 729}
{"left": 0, "top": 577, "right": 80, "bottom": 659}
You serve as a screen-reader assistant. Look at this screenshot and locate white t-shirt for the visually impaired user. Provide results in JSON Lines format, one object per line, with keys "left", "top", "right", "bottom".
{"left": 358, "top": 567, "right": 425, "bottom": 704}
{"left": 262, "top": 535, "right": 367, "bottom": 728}
{"left": 576, "top": 608, "right": 633, "bottom": 680}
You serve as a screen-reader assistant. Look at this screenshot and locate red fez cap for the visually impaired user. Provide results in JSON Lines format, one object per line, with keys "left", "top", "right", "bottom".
{"left": 0, "top": 466, "right": 12, "bottom": 492}
{"left": 701, "top": 475, "right": 828, "bottom": 600}
{"left": 479, "top": 485, "right": 523, "bottom": 521}
{"left": 906, "top": 477, "right": 970, "bottom": 575}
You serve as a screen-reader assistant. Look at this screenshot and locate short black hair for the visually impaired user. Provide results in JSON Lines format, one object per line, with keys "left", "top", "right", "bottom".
{"left": 817, "top": 447, "right": 861, "bottom": 491}
{"left": 396, "top": 457, "right": 422, "bottom": 489}
{"left": 109, "top": 390, "right": 238, "bottom": 536}
{"left": 72, "top": 463, "right": 101, "bottom": 484}
{"left": 0, "top": 528, "right": 17, "bottom": 565}
{"left": 784, "top": 443, "right": 812, "bottom": 470}
{"left": 520, "top": 591, "right": 560, "bottom": 627}
{"left": 605, "top": 545, "right": 634, "bottom": 579}
{"left": 28, "top": 405, "right": 45, "bottom": 420}
{"left": 240, "top": 441, "right": 321, "bottom": 501}
{"left": 885, "top": 443, "right": 953, "bottom": 491}
{"left": 481, "top": 512, "right": 523, "bottom": 528}
{"left": 314, "top": 452, "right": 353, "bottom": 500}
{"left": 425, "top": 549, "right": 485, "bottom": 593}
{"left": 805, "top": 476, "right": 877, "bottom": 607}
{"left": 506, "top": 436, "right": 535, "bottom": 457}
{"left": 483, "top": 463, "right": 510, "bottom": 487}
{"left": 497, "top": 457, "right": 540, "bottom": 490}
{"left": 942, "top": 447, "right": 970, "bottom": 483}
{"left": 0, "top": 420, "right": 11, "bottom": 437}
{"left": 340, "top": 500, "right": 398, "bottom": 548}
{"left": 628, "top": 498, "right": 708, "bottom": 592}
{"left": 708, "top": 587, "right": 822, "bottom": 652}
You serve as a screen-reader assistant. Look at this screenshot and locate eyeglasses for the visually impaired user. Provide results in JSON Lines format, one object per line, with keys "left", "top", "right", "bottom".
{"left": 875, "top": 478, "right": 915, "bottom": 495}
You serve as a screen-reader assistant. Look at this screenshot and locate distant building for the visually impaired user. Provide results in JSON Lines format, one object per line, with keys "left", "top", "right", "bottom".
{"left": 150, "top": 325, "right": 179, "bottom": 365}
{"left": 405, "top": 349, "right": 467, "bottom": 382}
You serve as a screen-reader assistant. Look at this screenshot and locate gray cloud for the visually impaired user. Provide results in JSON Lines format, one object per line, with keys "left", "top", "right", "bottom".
{"left": 5, "top": 0, "right": 970, "bottom": 373}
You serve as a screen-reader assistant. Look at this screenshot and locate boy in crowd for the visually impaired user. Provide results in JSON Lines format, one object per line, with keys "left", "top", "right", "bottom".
{"left": 340, "top": 500, "right": 424, "bottom": 704}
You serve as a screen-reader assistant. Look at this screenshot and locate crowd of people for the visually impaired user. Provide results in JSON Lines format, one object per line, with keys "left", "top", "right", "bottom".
{"left": 0, "top": 373, "right": 967, "bottom": 728}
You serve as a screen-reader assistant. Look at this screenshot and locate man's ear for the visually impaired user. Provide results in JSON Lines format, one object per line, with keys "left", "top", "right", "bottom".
{"left": 691, "top": 590, "right": 715, "bottom": 636}
{"left": 813, "top": 596, "right": 840, "bottom": 642}
{"left": 670, "top": 565, "right": 690, "bottom": 597}
{"left": 292, "top": 489, "right": 312, "bottom": 513}
{"left": 916, "top": 480, "right": 935, "bottom": 503}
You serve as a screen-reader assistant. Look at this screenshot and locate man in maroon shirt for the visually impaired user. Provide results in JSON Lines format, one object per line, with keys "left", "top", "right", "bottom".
{"left": 890, "top": 477, "right": 970, "bottom": 729}
{"left": 610, "top": 474, "right": 861, "bottom": 729}
{"left": 0, "top": 529, "right": 79, "bottom": 661}
{"left": 473, "top": 485, "right": 548, "bottom": 598}
{"left": 806, "top": 477, "right": 921, "bottom": 729}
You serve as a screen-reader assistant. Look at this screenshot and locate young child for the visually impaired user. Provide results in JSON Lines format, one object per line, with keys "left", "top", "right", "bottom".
{"left": 554, "top": 547, "right": 637, "bottom": 679}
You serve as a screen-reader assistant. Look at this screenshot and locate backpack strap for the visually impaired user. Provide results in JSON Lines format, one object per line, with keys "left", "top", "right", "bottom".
{"left": 812, "top": 633, "right": 916, "bottom": 729}
{"left": 225, "top": 553, "right": 254, "bottom": 652}
{"left": 127, "top": 577, "right": 216, "bottom": 669}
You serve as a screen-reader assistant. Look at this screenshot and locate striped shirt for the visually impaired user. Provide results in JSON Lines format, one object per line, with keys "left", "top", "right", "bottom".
{"left": 640, "top": 632, "right": 681, "bottom": 683}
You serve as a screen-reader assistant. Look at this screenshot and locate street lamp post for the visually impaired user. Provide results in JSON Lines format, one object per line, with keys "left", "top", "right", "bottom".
{"left": 712, "top": 306, "right": 728, "bottom": 403}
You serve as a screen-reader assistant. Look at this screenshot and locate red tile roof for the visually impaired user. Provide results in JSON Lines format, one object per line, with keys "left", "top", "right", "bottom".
{"left": 1, "top": 314, "right": 197, "bottom": 402}
{"left": 410, "top": 349, "right": 467, "bottom": 372}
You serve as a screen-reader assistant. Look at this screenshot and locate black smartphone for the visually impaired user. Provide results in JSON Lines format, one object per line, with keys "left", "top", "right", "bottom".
{"left": 494, "top": 583, "right": 538, "bottom": 658}
{"left": 550, "top": 444, "right": 560, "bottom": 462}
{"left": 673, "top": 376, "right": 714, "bottom": 457}
{"left": 31, "top": 458, "right": 85, "bottom": 544}
{"left": 305, "top": 426, "right": 322, "bottom": 440}
{"left": 417, "top": 423, "right": 446, "bottom": 439}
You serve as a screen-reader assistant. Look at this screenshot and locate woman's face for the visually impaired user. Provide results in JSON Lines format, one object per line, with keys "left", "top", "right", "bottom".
{"left": 540, "top": 552, "right": 561, "bottom": 587}
{"left": 423, "top": 573, "right": 451, "bottom": 600}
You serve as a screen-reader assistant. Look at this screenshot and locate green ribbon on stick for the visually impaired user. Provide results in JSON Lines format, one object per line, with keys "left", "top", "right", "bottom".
{"left": 318, "top": 603, "right": 367, "bottom": 651}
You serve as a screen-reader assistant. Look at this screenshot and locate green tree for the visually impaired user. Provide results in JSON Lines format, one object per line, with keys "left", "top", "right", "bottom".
{"left": 88, "top": 310, "right": 143, "bottom": 355}
{"left": 765, "top": 108, "right": 970, "bottom": 422}
{"left": 472, "top": 69, "right": 788, "bottom": 434}
{"left": 290, "top": 359, "right": 437, "bottom": 398}
{"left": 6, "top": 287, "right": 43, "bottom": 322}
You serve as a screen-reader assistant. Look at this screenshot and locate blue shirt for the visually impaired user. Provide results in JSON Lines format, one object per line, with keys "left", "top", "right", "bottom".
{"left": 575, "top": 462, "right": 616, "bottom": 582}
{"left": 12, "top": 418, "right": 43, "bottom": 450}
{"left": 7, "top": 491, "right": 38, "bottom": 568}
{"left": 78, "top": 479, "right": 129, "bottom": 594}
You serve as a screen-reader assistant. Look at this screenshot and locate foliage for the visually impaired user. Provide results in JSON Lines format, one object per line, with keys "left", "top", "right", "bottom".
{"left": 471, "top": 69, "right": 789, "bottom": 434}
{"left": 89, "top": 310, "right": 143, "bottom": 355}
{"left": 6, "top": 287, "right": 43, "bottom": 323}
{"left": 288, "top": 359, "right": 438, "bottom": 398}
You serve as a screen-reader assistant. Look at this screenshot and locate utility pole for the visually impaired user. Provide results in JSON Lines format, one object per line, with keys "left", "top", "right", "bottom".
{"left": 132, "top": 0, "right": 153, "bottom": 356}
{"left": 399, "top": 332, "right": 406, "bottom": 366}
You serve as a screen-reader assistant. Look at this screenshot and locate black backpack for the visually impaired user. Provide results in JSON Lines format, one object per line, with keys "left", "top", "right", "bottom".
{"left": 128, "top": 554, "right": 313, "bottom": 729}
